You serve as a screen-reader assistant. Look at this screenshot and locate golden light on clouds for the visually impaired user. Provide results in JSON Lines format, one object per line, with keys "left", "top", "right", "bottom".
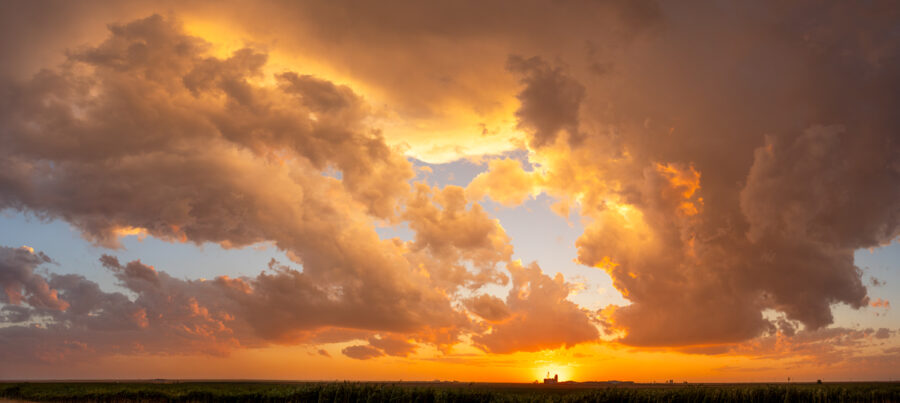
{"left": 183, "top": 17, "right": 525, "bottom": 163}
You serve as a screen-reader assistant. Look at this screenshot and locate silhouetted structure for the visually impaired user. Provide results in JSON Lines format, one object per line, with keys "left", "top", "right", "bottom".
{"left": 543, "top": 373, "right": 558, "bottom": 384}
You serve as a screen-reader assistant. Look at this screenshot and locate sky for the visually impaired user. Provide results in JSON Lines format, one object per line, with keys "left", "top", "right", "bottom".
{"left": 0, "top": 0, "right": 898, "bottom": 382}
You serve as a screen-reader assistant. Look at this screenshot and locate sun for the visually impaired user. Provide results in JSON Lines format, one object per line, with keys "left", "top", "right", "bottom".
{"left": 534, "top": 363, "right": 574, "bottom": 383}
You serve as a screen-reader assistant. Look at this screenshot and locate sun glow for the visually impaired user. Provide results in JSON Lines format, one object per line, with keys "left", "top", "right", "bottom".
{"left": 533, "top": 363, "right": 574, "bottom": 383}
{"left": 112, "top": 226, "right": 148, "bottom": 240}
{"left": 181, "top": 19, "right": 367, "bottom": 91}
{"left": 181, "top": 18, "right": 523, "bottom": 163}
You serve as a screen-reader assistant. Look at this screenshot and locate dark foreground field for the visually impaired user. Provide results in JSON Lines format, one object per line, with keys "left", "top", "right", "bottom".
{"left": 1, "top": 381, "right": 899, "bottom": 403}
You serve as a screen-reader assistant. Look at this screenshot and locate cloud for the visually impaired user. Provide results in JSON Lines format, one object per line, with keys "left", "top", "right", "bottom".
{"left": 0, "top": 0, "right": 662, "bottom": 161}
{"left": 870, "top": 299, "right": 891, "bottom": 309}
{"left": 725, "top": 326, "right": 897, "bottom": 367}
{"left": 465, "top": 1, "right": 900, "bottom": 349}
{"left": 0, "top": 15, "right": 412, "bottom": 245}
{"left": 0, "top": 246, "right": 68, "bottom": 311}
{"left": 368, "top": 335, "right": 418, "bottom": 357}
{"left": 0, "top": 15, "right": 502, "bottom": 350}
{"left": 466, "top": 158, "right": 541, "bottom": 207}
{"left": 342, "top": 345, "right": 384, "bottom": 360}
{"left": 1, "top": 243, "right": 599, "bottom": 362}
{"left": 472, "top": 261, "right": 599, "bottom": 353}
{"left": 0, "top": 246, "right": 441, "bottom": 362}
{"left": 463, "top": 294, "right": 510, "bottom": 323}
{"left": 0, "top": 15, "right": 602, "bottom": 361}
{"left": 507, "top": 56, "right": 586, "bottom": 148}
{"left": 0, "top": 15, "right": 544, "bottom": 361}
{"left": 402, "top": 183, "right": 512, "bottom": 291}
{"left": 0, "top": 249, "right": 241, "bottom": 363}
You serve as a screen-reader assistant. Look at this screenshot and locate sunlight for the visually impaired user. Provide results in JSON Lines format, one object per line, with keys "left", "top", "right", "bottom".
{"left": 533, "top": 363, "right": 574, "bottom": 383}
{"left": 181, "top": 18, "right": 371, "bottom": 93}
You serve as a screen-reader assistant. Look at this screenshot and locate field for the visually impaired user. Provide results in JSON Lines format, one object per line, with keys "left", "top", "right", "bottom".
{"left": 1, "top": 381, "right": 899, "bottom": 402}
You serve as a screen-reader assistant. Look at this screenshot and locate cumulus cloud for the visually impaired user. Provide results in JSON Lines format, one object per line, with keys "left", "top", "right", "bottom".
{"left": 342, "top": 345, "right": 384, "bottom": 360}
{"left": 507, "top": 56, "right": 586, "bottom": 148}
{"left": 0, "top": 247, "right": 431, "bottom": 362}
{"left": 0, "top": 248, "right": 241, "bottom": 363}
{"left": 471, "top": 2, "right": 900, "bottom": 348}
{"left": 0, "top": 14, "right": 569, "bottom": 362}
{"left": 0, "top": 15, "right": 411, "bottom": 245}
{"left": 724, "top": 326, "right": 898, "bottom": 366}
{"left": 472, "top": 261, "right": 599, "bottom": 353}
{"left": 0, "top": 246, "right": 68, "bottom": 311}
{"left": 0, "top": 15, "right": 606, "bottom": 362}
{"left": 368, "top": 335, "right": 418, "bottom": 357}
{"left": 463, "top": 294, "right": 511, "bottom": 323}
{"left": 0, "top": 243, "right": 600, "bottom": 364}
{"left": 402, "top": 183, "right": 512, "bottom": 291}
{"left": 467, "top": 158, "right": 541, "bottom": 207}
{"left": 0, "top": 14, "right": 470, "bottom": 348}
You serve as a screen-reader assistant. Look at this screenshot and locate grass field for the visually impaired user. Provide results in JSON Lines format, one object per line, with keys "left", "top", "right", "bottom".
{"left": 1, "top": 381, "right": 899, "bottom": 402}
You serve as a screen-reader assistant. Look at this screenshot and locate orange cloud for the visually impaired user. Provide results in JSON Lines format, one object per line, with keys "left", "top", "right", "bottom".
{"left": 0, "top": 247, "right": 69, "bottom": 312}
{"left": 472, "top": 261, "right": 599, "bottom": 353}
{"left": 654, "top": 162, "right": 703, "bottom": 216}
{"left": 870, "top": 298, "right": 891, "bottom": 309}
{"left": 467, "top": 158, "right": 542, "bottom": 207}
{"left": 342, "top": 345, "right": 384, "bottom": 360}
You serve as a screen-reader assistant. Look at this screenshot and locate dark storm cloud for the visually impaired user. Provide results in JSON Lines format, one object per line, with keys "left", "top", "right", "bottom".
{"left": 478, "top": 1, "right": 900, "bottom": 347}
{"left": 507, "top": 56, "right": 586, "bottom": 148}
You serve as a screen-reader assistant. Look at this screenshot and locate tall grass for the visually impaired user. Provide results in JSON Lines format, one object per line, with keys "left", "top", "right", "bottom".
{"left": 1, "top": 382, "right": 898, "bottom": 402}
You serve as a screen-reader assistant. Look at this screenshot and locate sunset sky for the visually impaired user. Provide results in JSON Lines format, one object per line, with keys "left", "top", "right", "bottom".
{"left": 1, "top": 1, "right": 899, "bottom": 382}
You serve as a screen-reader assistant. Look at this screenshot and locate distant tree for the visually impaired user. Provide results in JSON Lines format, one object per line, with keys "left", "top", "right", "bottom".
{"left": 817, "top": 380, "right": 823, "bottom": 384}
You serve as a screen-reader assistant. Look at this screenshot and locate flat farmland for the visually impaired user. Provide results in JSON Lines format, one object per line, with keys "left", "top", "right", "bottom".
{"left": 1, "top": 381, "right": 898, "bottom": 402}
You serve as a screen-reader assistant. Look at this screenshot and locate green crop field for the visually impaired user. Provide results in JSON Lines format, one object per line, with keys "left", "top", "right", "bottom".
{"left": 1, "top": 381, "right": 899, "bottom": 402}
